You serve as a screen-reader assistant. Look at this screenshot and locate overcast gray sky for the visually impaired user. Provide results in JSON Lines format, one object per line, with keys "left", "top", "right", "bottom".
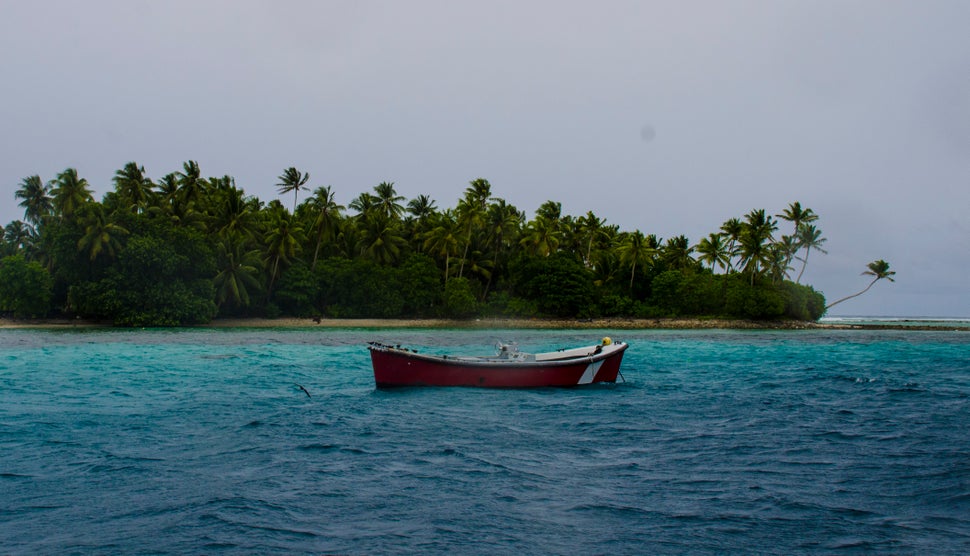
{"left": 2, "top": 1, "right": 968, "bottom": 317}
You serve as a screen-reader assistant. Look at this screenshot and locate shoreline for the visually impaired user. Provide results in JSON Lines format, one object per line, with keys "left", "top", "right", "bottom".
{"left": 1, "top": 316, "right": 967, "bottom": 331}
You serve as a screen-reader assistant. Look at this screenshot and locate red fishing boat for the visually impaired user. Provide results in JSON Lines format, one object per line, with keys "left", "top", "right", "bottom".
{"left": 368, "top": 337, "right": 628, "bottom": 388}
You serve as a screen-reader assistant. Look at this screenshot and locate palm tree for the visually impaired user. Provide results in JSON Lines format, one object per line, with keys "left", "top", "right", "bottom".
{"left": 51, "top": 168, "right": 94, "bottom": 219}
{"left": 154, "top": 173, "right": 181, "bottom": 211}
{"left": 577, "top": 211, "right": 609, "bottom": 268}
{"left": 775, "top": 234, "right": 799, "bottom": 280}
{"left": 306, "top": 186, "right": 344, "bottom": 269}
{"left": 77, "top": 208, "right": 129, "bottom": 261}
{"left": 212, "top": 184, "right": 257, "bottom": 241}
{"left": 465, "top": 178, "right": 492, "bottom": 208}
{"left": 719, "top": 217, "right": 743, "bottom": 273}
{"left": 214, "top": 238, "right": 262, "bottom": 309}
{"left": 765, "top": 244, "right": 792, "bottom": 284}
{"left": 177, "top": 160, "right": 206, "bottom": 209}
{"left": 15, "top": 175, "right": 53, "bottom": 226}
{"left": 738, "top": 209, "right": 777, "bottom": 285}
{"left": 261, "top": 210, "right": 305, "bottom": 299}
{"left": 794, "top": 223, "right": 827, "bottom": 284}
{"left": 208, "top": 174, "right": 235, "bottom": 195}
{"left": 423, "top": 211, "right": 461, "bottom": 283}
{"left": 407, "top": 194, "right": 437, "bottom": 220}
{"left": 349, "top": 192, "right": 377, "bottom": 216}
{"left": 777, "top": 202, "right": 818, "bottom": 269}
{"left": 535, "top": 200, "right": 562, "bottom": 222}
{"left": 777, "top": 201, "right": 817, "bottom": 235}
{"left": 455, "top": 179, "right": 492, "bottom": 278}
{"left": 357, "top": 214, "right": 407, "bottom": 265}
{"left": 373, "top": 181, "right": 405, "bottom": 220}
{"left": 616, "top": 230, "right": 657, "bottom": 290}
{"left": 3, "top": 221, "right": 34, "bottom": 252}
{"left": 112, "top": 162, "right": 153, "bottom": 214}
{"left": 405, "top": 194, "right": 438, "bottom": 249}
{"left": 695, "top": 233, "right": 730, "bottom": 273}
{"left": 463, "top": 248, "right": 494, "bottom": 292}
{"left": 276, "top": 167, "right": 310, "bottom": 212}
{"left": 825, "top": 260, "right": 896, "bottom": 310}
{"left": 480, "top": 199, "right": 522, "bottom": 298}
{"left": 519, "top": 215, "right": 561, "bottom": 257}
{"left": 662, "top": 235, "right": 695, "bottom": 270}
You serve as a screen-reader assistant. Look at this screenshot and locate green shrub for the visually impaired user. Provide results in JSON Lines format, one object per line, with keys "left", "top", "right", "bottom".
{"left": 0, "top": 254, "right": 53, "bottom": 318}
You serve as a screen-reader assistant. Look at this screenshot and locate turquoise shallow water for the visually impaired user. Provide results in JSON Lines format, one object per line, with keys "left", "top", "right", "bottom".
{"left": 1, "top": 328, "right": 968, "bottom": 554}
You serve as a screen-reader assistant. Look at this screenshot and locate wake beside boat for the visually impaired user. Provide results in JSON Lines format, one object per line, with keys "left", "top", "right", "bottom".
{"left": 368, "top": 337, "right": 628, "bottom": 388}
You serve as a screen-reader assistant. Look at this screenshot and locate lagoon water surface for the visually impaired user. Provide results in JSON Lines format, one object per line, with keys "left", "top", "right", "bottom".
{"left": 1, "top": 327, "right": 968, "bottom": 554}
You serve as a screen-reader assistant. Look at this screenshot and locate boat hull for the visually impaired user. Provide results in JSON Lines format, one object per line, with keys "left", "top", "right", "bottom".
{"left": 369, "top": 342, "right": 628, "bottom": 388}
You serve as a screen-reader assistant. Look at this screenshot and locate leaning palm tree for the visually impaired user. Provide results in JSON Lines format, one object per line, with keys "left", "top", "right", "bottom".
{"left": 825, "top": 260, "right": 896, "bottom": 310}
{"left": 777, "top": 202, "right": 818, "bottom": 268}
{"left": 276, "top": 167, "right": 310, "bottom": 213}
{"left": 15, "top": 175, "right": 53, "bottom": 226}
{"left": 794, "top": 223, "right": 827, "bottom": 284}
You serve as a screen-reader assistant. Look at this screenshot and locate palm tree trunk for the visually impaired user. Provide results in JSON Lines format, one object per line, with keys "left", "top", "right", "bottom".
{"left": 796, "top": 247, "right": 810, "bottom": 284}
{"left": 825, "top": 278, "right": 878, "bottom": 310}
{"left": 267, "top": 256, "right": 281, "bottom": 301}
{"left": 312, "top": 225, "right": 325, "bottom": 270}
{"left": 458, "top": 233, "right": 470, "bottom": 278}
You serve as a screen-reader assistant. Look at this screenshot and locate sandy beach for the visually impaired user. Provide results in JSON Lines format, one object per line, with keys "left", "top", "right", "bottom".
{"left": 3, "top": 315, "right": 967, "bottom": 331}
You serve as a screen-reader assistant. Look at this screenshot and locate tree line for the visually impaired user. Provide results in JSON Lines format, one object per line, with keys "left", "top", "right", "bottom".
{"left": 0, "top": 161, "right": 835, "bottom": 325}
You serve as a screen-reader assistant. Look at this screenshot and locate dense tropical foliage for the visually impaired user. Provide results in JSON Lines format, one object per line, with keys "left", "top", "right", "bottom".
{"left": 2, "top": 162, "right": 838, "bottom": 325}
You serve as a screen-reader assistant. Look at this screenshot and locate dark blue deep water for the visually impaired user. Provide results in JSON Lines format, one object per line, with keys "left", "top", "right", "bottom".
{"left": 1, "top": 328, "right": 968, "bottom": 554}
